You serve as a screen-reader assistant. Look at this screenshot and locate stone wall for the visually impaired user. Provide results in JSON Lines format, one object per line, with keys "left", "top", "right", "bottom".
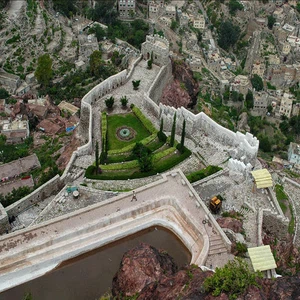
{"left": 0, "top": 204, "right": 9, "bottom": 235}
{"left": 5, "top": 175, "right": 63, "bottom": 218}
{"left": 141, "top": 35, "right": 169, "bottom": 66}
{"left": 261, "top": 209, "right": 289, "bottom": 242}
{"left": 149, "top": 61, "right": 172, "bottom": 104}
{"left": 159, "top": 105, "right": 259, "bottom": 165}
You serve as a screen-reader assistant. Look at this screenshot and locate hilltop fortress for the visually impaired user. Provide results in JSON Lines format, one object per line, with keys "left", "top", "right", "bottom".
{"left": 0, "top": 34, "right": 259, "bottom": 234}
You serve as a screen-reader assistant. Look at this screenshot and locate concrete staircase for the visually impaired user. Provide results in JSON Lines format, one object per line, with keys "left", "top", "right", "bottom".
{"left": 208, "top": 234, "right": 228, "bottom": 256}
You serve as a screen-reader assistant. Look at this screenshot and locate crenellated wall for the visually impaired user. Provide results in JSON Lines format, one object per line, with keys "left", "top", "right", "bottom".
{"left": 159, "top": 105, "right": 259, "bottom": 165}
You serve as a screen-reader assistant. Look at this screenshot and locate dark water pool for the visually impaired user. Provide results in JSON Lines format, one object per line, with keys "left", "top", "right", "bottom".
{"left": 1, "top": 226, "right": 191, "bottom": 300}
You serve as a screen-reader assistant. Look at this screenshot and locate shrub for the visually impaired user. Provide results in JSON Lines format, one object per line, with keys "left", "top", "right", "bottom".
{"left": 186, "top": 166, "right": 222, "bottom": 183}
{"left": 235, "top": 242, "right": 248, "bottom": 257}
{"left": 170, "top": 113, "right": 176, "bottom": 147}
{"left": 120, "top": 96, "right": 128, "bottom": 107}
{"left": 204, "top": 257, "right": 262, "bottom": 299}
{"left": 108, "top": 134, "right": 157, "bottom": 155}
{"left": 132, "top": 80, "right": 140, "bottom": 90}
{"left": 105, "top": 96, "right": 114, "bottom": 109}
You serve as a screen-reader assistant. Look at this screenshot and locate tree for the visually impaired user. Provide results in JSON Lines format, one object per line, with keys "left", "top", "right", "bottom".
{"left": 170, "top": 113, "right": 176, "bottom": 147}
{"left": 0, "top": 88, "right": 9, "bottom": 99}
{"left": 89, "top": 50, "right": 103, "bottom": 78}
{"left": 105, "top": 96, "right": 114, "bottom": 109}
{"left": 35, "top": 54, "right": 53, "bottom": 86}
{"left": 218, "top": 21, "right": 240, "bottom": 50}
{"left": 228, "top": 0, "right": 244, "bottom": 15}
{"left": 157, "top": 118, "right": 167, "bottom": 142}
{"left": 259, "top": 135, "right": 271, "bottom": 152}
{"left": 171, "top": 19, "right": 178, "bottom": 31}
{"left": 132, "top": 80, "right": 141, "bottom": 90}
{"left": 251, "top": 74, "right": 264, "bottom": 91}
{"left": 120, "top": 96, "right": 128, "bottom": 107}
{"left": 53, "top": 0, "right": 76, "bottom": 17}
{"left": 204, "top": 258, "right": 261, "bottom": 299}
{"left": 95, "top": 141, "right": 99, "bottom": 174}
{"left": 297, "top": 3, "right": 300, "bottom": 13}
{"left": 245, "top": 90, "right": 254, "bottom": 109}
{"left": 132, "top": 143, "right": 153, "bottom": 172}
{"left": 231, "top": 90, "right": 239, "bottom": 102}
{"left": 178, "top": 119, "right": 186, "bottom": 152}
{"left": 267, "top": 15, "right": 276, "bottom": 30}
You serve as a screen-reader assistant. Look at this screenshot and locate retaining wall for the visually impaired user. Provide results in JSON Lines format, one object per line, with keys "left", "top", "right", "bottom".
{"left": 5, "top": 175, "right": 63, "bottom": 218}
{"left": 0, "top": 204, "right": 9, "bottom": 235}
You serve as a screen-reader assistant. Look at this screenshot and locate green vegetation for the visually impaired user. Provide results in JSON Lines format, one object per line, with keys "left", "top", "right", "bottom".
{"left": 105, "top": 96, "right": 115, "bottom": 109}
{"left": 170, "top": 113, "right": 176, "bottom": 147}
{"left": 132, "top": 80, "right": 141, "bottom": 90}
{"left": 267, "top": 15, "right": 276, "bottom": 30}
{"left": 204, "top": 258, "right": 262, "bottom": 300}
{"left": 86, "top": 108, "right": 191, "bottom": 180}
{"left": 107, "top": 113, "right": 151, "bottom": 150}
{"left": 186, "top": 166, "right": 222, "bottom": 183}
{"left": 132, "top": 105, "right": 157, "bottom": 134}
{"left": 53, "top": 0, "right": 76, "bottom": 18}
{"left": 251, "top": 74, "right": 264, "bottom": 91}
{"left": 228, "top": 0, "right": 244, "bottom": 15}
{"left": 35, "top": 54, "right": 53, "bottom": 87}
{"left": 235, "top": 242, "right": 248, "bottom": 257}
{"left": 218, "top": 21, "right": 240, "bottom": 50}
{"left": 0, "top": 87, "right": 9, "bottom": 99}
{"left": 0, "top": 186, "right": 32, "bottom": 208}
{"left": 275, "top": 184, "right": 288, "bottom": 213}
{"left": 120, "top": 96, "right": 129, "bottom": 107}
{"left": 288, "top": 204, "right": 295, "bottom": 235}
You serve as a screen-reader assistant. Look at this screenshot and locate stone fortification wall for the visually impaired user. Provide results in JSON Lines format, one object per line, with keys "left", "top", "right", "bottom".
{"left": 141, "top": 35, "right": 169, "bottom": 66}
{"left": 5, "top": 175, "right": 63, "bottom": 218}
{"left": 159, "top": 105, "right": 259, "bottom": 165}
{"left": 259, "top": 209, "right": 289, "bottom": 244}
{"left": 0, "top": 204, "right": 9, "bottom": 235}
{"left": 79, "top": 69, "right": 128, "bottom": 150}
{"left": 142, "top": 60, "right": 172, "bottom": 118}
{"left": 149, "top": 60, "right": 172, "bottom": 104}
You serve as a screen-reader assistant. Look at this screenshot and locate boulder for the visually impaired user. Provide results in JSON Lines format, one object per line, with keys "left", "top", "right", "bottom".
{"left": 217, "top": 217, "right": 243, "bottom": 233}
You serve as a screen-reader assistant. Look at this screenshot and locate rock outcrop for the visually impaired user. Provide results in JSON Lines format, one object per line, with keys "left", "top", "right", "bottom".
{"left": 112, "top": 243, "right": 300, "bottom": 300}
{"left": 161, "top": 60, "right": 199, "bottom": 109}
{"left": 217, "top": 217, "right": 243, "bottom": 234}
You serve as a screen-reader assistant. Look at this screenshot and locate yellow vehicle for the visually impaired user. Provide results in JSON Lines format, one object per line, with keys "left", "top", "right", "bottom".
{"left": 209, "top": 196, "right": 222, "bottom": 214}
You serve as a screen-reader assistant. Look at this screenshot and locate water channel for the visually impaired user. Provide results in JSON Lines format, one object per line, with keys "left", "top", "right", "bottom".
{"left": 1, "top": 226, "right": 191, "bottom": 300}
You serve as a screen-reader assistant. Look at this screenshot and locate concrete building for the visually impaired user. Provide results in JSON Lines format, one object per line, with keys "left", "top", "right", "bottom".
{"left": 141, "top": 35, "right": 169, "bottom": 66}
{"left": 118, "top": 0, "right": 136, "bottom": 18}
{"left": 278, "top": 93, "right": 293, "bottom": 118}
{"left": 165, "top": 5, "right": 176, "bottom": 18}
{"left": 0, "top": 119, "right": 29, "bottom": 144}
{"left": 268, "top": 54, "right": 280, "bottom": 65}
{"left": 193, "top": 15, "right": 205, "bottom": 30}
{"left": 231, "top": 75, "right": 250, "bottom": 96}
{"left": 253, "top": 92, "right": 271, "bottom": 115}
{"left": 288, "top": 142, "right": 300, "bottom": 164}
{"left": 0, "top": 70, "right": 20, "bottom": 94}
{"left": 58, "top": 101, "right": 80, "bottom": 116}
{"left": 252, "top": 62, "right": 265, "bottom": 78}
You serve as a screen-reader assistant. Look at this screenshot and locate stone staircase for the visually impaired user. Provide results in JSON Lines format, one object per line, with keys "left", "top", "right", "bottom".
{"left": 208, "top": 234, "right": 228, "bottom": 256}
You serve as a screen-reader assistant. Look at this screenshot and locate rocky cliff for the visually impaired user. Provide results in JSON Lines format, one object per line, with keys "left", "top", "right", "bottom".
{"left": 112, "top": 243, "right": 300, "bottom": 300}
{"left": 161, "top": 60, "right": 199, "bottom": 109}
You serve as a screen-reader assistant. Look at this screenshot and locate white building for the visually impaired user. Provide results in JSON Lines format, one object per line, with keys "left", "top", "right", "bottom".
{"left": 193, "top": 15, "right": 205, "bottom": 29}
{"left": 288, "top": 143, "right": 300, "bottom": 164}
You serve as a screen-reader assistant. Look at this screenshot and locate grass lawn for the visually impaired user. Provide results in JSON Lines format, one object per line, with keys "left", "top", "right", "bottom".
{"left": 107, "top": 113, "right": 151, "bottom": 150}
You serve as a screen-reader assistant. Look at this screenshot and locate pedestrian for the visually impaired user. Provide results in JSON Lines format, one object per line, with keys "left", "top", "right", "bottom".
{"left": 131, "top": 190, "right": 137, "bottom": 202}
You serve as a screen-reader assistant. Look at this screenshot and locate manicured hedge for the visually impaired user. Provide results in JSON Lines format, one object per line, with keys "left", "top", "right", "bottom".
{"left": 85, "top": 147, "right": 192, "bottom": 180}
{"left": 186, "top": 165, "right": 222, "bottom": 183}
{"left": 100, "top": 160, "right": 139, "bottom": 170}
{"left": 101, "top": 112, "right": 108, "bottom": 153}
{"left": 132, "top": 105, "right": 157, "bottom": 134}
{"left": 107, "top": 133, "right": 157, "bottom": 155}
{"left": 153, "top": 147, "right": 176, "bottom": 162}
